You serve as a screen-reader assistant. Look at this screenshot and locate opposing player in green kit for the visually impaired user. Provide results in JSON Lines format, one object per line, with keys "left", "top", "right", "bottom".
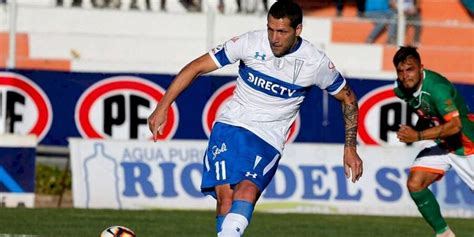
{"left": 393, "top": 46, "right": 474, "bottom": 237}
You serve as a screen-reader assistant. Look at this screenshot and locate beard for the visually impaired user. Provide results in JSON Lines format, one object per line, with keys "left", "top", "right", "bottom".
{"left": 397, "top": 79, "right": 421, "bottom": 97}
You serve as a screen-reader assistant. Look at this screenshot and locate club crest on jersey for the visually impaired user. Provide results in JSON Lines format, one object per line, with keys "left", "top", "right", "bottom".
{"left": 293, "top": 59, "right": 304, "bottom": 83}
{"left": 254, "top": 52, "right": 266, "bottom": 61}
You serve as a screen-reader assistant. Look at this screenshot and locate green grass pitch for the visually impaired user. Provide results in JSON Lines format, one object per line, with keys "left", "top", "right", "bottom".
{"left": 0, "top": 208, "right": 472, "bottom": 237}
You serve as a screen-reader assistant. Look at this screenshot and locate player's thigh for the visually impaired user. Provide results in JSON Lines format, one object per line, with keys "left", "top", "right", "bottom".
{"left": 409, "top": 144, "right": 450, "bottom": 191}
{"left": 448, "top": 153, "right": 474, "bottom": 190}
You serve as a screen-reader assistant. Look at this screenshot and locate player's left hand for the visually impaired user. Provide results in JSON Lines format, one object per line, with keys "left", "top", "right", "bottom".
{"left": 343, "top": 147, "right": 363, "bottom": 183}
{"left": 148, "top": 106, "right": 168, "bottom": 142}
{"left": 397, "top": 124, "right": 418, "bottom": 143}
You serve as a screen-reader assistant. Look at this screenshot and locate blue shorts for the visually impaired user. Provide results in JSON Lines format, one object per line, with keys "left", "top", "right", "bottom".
{"left": 200, "top": 122, "right": 281, "bottom": 198}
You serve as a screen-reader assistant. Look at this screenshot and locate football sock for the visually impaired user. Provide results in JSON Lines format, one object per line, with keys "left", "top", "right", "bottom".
{"left": 219, "top": 200, "right": 254, "bottom": 237}
{"left": 410, "top": 188, "right": 448, "bottom": 234}
{"left": 216, "top": 215, "right": 225, "bottom": 233}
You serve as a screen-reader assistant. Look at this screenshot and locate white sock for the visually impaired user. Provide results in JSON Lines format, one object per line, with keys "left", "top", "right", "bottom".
{"left": 218, "top": 213, "right": 249, "bottom": 237}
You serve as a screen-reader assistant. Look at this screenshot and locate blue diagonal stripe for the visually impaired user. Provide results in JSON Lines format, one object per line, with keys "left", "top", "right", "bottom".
{"left": 326, "top": 73, "right": 345, "bottom": 94}
{"left": 0, "top": 166, "right": 24, "bottom": 192}
{"left": 214, "top": 48, "right": 231, "bottom": 67}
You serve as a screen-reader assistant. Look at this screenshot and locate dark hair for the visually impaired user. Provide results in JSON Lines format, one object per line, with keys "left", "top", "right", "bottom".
{"left": 268, "top": 0, "right": 303, "bottom": 29}
{"left": 393, "top": 46, "right": 421, "bottom": 67}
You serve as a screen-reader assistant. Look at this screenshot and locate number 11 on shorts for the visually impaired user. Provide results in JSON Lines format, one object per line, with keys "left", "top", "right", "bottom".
{"left": 215, "top": 161, "right": 227, "bottom": 180}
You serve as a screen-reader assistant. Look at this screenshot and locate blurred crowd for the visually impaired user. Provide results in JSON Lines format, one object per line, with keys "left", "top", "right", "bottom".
{"left": 1, "top": 0, "right": 470, "bottom": 47}
{"left": 56, "top": 0, "right": 167, "bottom": 11}
{"left": 335, "top": 0, "right": 421, "bottom": 46}
{"left": 54, "top": 0, "right": 270, "bottom": 14}
{"left": 50, "top": 0, "right": 423, "bottom": 45}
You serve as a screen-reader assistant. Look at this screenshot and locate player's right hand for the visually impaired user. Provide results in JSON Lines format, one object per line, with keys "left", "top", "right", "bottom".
{"left": 343, "top": 147, "right": 363, "bottom": 183}
{"left": 397, "top": 124, "right": 418, "bottom": 143}
{"left": 147, "top": 106, "right": 168, "bottom": 142}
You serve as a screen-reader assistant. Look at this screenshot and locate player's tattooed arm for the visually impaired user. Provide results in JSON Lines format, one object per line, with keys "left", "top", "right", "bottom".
{"left": 342, "top": 86, "right": 358, "bottom": 147}
{"left": 333, "top": 84, "right": 363, "bottom": 183}
{"left": 334, "top": 85, "right": 359, "bottom": 147}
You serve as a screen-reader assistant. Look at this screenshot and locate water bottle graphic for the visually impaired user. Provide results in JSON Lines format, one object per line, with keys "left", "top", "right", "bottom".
{"left": 84, "top": 142, "right": 122, "bottom": 209}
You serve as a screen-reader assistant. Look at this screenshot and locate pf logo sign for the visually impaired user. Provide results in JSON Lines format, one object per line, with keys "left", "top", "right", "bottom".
{"left": 358, "top": 84, "right": 417, "bottom": 146}
{"left": 75, "top": 76, "right": 178, "bottom": 140}
{"left": 0, "top": 72, "right": 52, "bottom": 140}
{"left": 202, "top": 81, "right": 300, "bottom": 143}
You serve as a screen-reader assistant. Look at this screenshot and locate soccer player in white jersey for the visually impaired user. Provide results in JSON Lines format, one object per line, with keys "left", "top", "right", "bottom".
{"left": 148, "top": 0, "right": 363, "bottom": 236}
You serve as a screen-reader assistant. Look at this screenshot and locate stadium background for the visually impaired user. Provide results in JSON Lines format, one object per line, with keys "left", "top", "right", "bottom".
{"left": 0, "top": 0, "right": 473, "bottom": 236}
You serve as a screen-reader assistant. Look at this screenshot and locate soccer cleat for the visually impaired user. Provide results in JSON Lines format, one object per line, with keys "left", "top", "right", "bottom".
{"left": 435, "top": 228, "right": 455, "bottom": 237}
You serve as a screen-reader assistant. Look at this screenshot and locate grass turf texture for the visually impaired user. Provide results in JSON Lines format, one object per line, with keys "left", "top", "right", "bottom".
{"left": 0, "top": 208, "right": 472, "bottom": 237}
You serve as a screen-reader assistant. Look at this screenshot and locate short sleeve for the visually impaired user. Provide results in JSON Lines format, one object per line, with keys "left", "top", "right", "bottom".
{"left": 314, "top": 55, "right": 346, "bottom": 95}
{"left": 431, "top": 84, "right": 459, "bottom": 121}
{"left": 208, "top": 33, "right": 248, "bottom": 68}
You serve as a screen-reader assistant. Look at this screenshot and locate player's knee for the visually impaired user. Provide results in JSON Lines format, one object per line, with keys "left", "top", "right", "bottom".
{"left": 233, "top": 181, "right": 260, "bottom": 202}
{"left": 407, "top": 172, "right": 439, "bottom": 192}
{"left": 407, "top": 178, "right": 426, "bottom": 192}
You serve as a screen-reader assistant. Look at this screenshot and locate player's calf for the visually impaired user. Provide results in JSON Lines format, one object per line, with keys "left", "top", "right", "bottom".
{"left": 218, "top": 200, "right": 254, "bottom": 237}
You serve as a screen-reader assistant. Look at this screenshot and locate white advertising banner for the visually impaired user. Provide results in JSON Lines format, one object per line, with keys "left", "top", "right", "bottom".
{"left": 69, "top": 139, "right": 474, "bottom": 218}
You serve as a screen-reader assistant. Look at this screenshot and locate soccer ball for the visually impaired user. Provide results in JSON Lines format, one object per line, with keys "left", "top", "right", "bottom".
{"left": 99, "top": 226, "right": 136, "bottom": 237}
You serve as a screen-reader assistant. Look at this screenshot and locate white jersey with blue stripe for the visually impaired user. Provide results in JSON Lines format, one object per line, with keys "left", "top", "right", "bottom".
{"left": 208, "top": 29, "right": 346, "bottom": 152}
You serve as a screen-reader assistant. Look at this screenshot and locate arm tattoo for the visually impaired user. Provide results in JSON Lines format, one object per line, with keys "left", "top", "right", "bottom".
{"left": 341, "top": 86, "right": 358, "bottom": 147}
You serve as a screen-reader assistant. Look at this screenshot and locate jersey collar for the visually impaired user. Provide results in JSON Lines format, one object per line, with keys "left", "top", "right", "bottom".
{"left": 287, "top": 37, "right": 302, "bottom": 54}
{"left": 412, "top": 70, "right": 425, "bottom": 97}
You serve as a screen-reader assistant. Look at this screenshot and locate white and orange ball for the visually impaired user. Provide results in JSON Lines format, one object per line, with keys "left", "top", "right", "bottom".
{"left": 99, "top": 226, "right": 136, "bottom": 237}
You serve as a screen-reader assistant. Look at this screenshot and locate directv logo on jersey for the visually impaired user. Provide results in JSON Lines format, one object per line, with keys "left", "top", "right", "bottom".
{"left": 239, "top": 64, "right": 307, "bottom": 98}
{"left": 247, "top": 72, "right": 297, "bottom": 97}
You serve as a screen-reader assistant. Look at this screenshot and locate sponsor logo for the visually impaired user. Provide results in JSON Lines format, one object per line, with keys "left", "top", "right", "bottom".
{"left": 0, "top": 72, "right": 52, "bottom": 140}
{"left": 202, "top": 82, "right": 300, "bottom": 143}
{"left": 247, "top": 72, "right": 297, "bottom": 97}
{"left": 245, "top": 171, "right": 257, "bottom": 178}
{"left": 211, "top": 143, "right": 227, "bottom": 159}
{"left": 254, "top": 52, "right": 266, "bottom": 61}
{"left": 358, "top": 85, "right": 418, "bottom": 145}
{"left": 75, "top": 76, "right": 178, "bottom": 140}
